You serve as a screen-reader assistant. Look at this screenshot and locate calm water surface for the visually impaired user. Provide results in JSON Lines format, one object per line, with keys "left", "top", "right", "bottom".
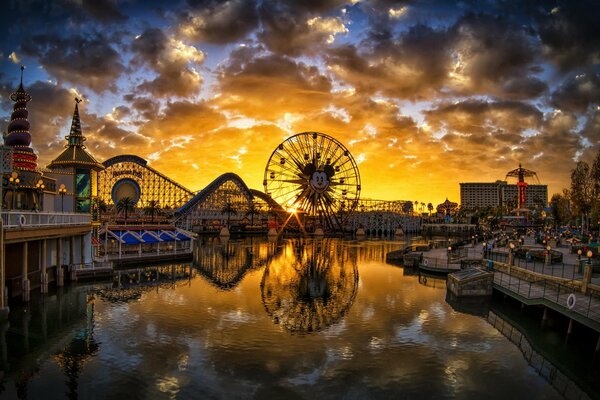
{"left": 0, "top": 237, "right": 585, "bottom": 399}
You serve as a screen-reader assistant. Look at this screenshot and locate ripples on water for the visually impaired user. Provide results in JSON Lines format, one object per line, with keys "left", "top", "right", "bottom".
{"left": 0, "top": 237, "right": 589, "bottom": 399}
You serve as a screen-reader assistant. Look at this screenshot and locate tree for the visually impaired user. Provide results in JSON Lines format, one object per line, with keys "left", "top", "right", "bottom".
{"left": 116, "top": 197, "right": 135, "bottom": 224}
{"left": 571, "top": 161, "right": 594, "bottom": 234}
{"left": 245, "top": 201, "right": 260, "bottom": 227}
{"left": 144, "top": 200, "right": 161, "bottom": 223}
{"left": 427, "top": 203, "right": 433, "bottom": 215}
{"left": 93, "top": 198, "right": 108, "bottom": 222}
{"left": 221, "top": 202, "right": 237, "bottom": 228}
{"left": 549, "top": 193, "right": 571, "bottom": 228}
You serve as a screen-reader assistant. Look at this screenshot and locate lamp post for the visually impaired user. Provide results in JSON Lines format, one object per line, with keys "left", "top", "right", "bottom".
{"left": 545, "top": 244, "right": 552, "bottom": 266}
{"left": 447, "top": 246, "right": 452, "bottom": 266}
{"left": 35, "top": 179, "right": 45, "bottom": 211}
{"left": 58, "top": 184, "right": 67, "bottom": 212}
{"left": 587, "top": 250, "right": 593, "bottom": 266}
{"left": 483, "top": 242, "right": 487, "bottom": 259}
{"left": 8, "top": 172, "right": 19, "bottom": 210}
{"left": 509, "top": 242, "right": 515, "bottom": 266}
{"left": 577, "top": 249, "right": 582, "bottom": 273}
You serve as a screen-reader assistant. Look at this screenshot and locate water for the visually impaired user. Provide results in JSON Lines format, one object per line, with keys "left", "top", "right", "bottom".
{"left": 0, "top": 237, "right": 594, "bottom": 399}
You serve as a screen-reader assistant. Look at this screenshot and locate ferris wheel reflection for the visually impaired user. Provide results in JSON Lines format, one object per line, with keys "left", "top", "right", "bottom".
{"left": 261, "top": 239, "right": 359, "bottom": 333}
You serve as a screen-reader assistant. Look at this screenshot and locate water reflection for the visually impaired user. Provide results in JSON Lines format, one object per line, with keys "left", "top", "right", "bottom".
{"left": 193, "top": 237, "right": 280, "bottom": 289}
{"left": 487, "top": 310, "right": 591, "bottom": 400}
{"left": 261, "top": 239, "right": 359, "bottom": 333}
{"left": 52, "top": 294, "right": 99, "bottom": 400}
{"left": 97, "top": 264, "right": 193, "bottom": 303}
{"left": 0, "top": 285, "right": 101, "bottom": 399}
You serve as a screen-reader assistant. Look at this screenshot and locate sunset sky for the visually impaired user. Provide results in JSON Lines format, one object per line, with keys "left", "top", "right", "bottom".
{"left": 0, "top": 0, "right": 598, "bottom": 206}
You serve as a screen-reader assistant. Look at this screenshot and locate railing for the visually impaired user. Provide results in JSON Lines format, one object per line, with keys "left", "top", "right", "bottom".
{"left": 1, "top": 210, "right": 91, "bottom": 228}
{"left": 493, "top": 268, "right": 600, "bottom": 325}
{"left": 486, "top": 251, "right": 595, "bottom": 280}
{"left": 95, "top": 247, "right": 193, "bottom": 262}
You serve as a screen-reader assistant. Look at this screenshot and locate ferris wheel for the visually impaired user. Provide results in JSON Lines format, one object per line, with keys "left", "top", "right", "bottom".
{"left": 263, "top": 132, "right": 361, "bottom": 231}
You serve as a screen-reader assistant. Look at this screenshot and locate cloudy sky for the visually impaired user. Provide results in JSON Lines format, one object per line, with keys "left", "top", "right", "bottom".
{"left": 0, "top": 0, "right": 598, "bottom": 206}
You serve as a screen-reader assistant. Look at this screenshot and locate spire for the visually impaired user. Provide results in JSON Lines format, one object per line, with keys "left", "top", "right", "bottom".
{"left": 47, "top": 96, "right": 104, "bottom": 172}
{"left": 5, "top": 65, "right": 37, "bottom": 171}
{"left": 65, "top": 97, "right": 86, "bottom": 148}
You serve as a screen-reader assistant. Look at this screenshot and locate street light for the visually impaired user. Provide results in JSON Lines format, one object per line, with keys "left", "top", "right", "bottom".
{"left": 545, "top": 244, "right": 552, "bottom": 266}
{"left": 587, "top": 250, "right": 593, "bottom": 265}
{"left": 8, "top": 172, "right": 19, "bottom": 209}
{"left": 35, "top": 178, "right": 45, "bottom": 211}
{"left": 58, "top": 184, "right": 67, "bottom": 212}
{"left": 483, "top": 241, "right": 487, "bottom": 258}
{"left": 509, "top": 242, "right": 515, "bottom": 266}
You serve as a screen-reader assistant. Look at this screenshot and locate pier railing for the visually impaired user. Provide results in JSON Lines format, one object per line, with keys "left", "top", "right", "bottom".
{"left": 486, "top": 251, "right": 593, "bottom": 280}
{"left": 492, "top": 268, "right": 600, "bottom": 329}
{"left": 1, "top": 210, "right": 91, "bottom": 228}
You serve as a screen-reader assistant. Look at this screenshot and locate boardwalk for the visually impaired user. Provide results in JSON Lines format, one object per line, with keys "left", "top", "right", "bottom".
{"left": 493, "top": 270, "right": 600, "bottom": 332}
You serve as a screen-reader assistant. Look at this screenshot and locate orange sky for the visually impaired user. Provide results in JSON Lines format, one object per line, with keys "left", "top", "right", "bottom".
{"left": 1, "top": 1, "right": 599, "bottom": 206}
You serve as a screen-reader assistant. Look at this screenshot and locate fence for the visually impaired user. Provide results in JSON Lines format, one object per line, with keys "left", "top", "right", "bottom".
{"left": 486, "top": 251, "right": 600, "bottom": 280}
{"left": 493, "top": 268, "right": 600, "bottom": 325}
{"left": 2, "top": 210, "right": 90, "bottom": 228}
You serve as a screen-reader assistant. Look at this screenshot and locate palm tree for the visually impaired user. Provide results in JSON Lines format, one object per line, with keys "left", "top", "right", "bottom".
{"left": 427, "top": 202, "right": 433, "bottom": 215}
{"left": 116, "top": 197, "right": 135, "bottom": 224}
{"left": 245, "top": 201, "right": 260, "bottom": 227}
{"left": 93, "top": 198, "right": 109, "bottom": 222}
{"left": 221, "top": 202, "right": 237, "bottom": 228}
{"left": 144, "top": 200, "right": 161, "bottom": 223}
{"left": 414, "top": 200, "right": 419, "bottom": 215}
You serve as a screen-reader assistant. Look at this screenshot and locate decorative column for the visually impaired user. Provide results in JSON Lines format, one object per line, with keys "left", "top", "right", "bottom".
{"left": 56, "top": 238, "right": 64, "bottom": 287}
{"left": 0, "top": 218, "right": 8, "bottom": 318}
{"left": 582, "top": 250, "right": 593, "bottom": 295}
{"left": 70, "top": 237, "right": 77, "bottom": 282}
{"left": 40, "top": 239, "right": 48, "bottom": 293}
{"left": 22, "top": 242, "right": 30, "bottom": 302}
{"left": 80, "top": 234, "right": 85, "bottom": 265}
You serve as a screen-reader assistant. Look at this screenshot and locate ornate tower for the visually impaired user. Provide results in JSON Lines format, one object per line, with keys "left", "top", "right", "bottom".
{"left": 47, "top": 98, "right": 104, "bottom": 213}
{"left": 5, "top": 66, "right": 37, "bottom": 171}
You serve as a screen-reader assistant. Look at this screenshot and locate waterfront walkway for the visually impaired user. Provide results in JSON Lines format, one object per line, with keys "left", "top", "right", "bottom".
{"left": 408, "top": 236, "right": 600, "bottom": 332}
{"left": 483, "top": 236, "right": 600, "bottom": 332}
{"left": 493, "top": 269, "right": 600, "bottom": 332}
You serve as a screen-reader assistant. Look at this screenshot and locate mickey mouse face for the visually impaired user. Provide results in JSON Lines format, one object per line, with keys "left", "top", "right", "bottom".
{"left": 310, "top": 171, "right": 330, "bottom": 193}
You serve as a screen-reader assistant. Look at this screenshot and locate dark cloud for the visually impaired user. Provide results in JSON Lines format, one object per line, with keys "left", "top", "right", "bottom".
{"left": 178, "top": 0, "right": 258, "bottom": 44}
{"left": 123, "top": 94, "right": 161, "bottom": 121}
{"left": 425, "top": 100, "right": 543, "bottom": 136}
{"left": 81, "top": 0, "right": 127, "bottom": 22}
{"left": 580, "top": 110, "right": 600, "bottom": 147}
{"left": 326, "top": 13, "right": 544, "bottom": 100}
{"left": 20, "top": 32, "right": 125, "bottom": 93}
{"left": 257, "top": 0, "right": 348, "bottom": 56}
{"left": 131, "top": 28, "right": 204, "bottom": 97}
{"left": 326, "top": 23, "right": 452, "bottom": 100}
{"left": 550, "top": 69, "right": 600, "bottom": 113}
{"left": 448, "top": 13, "right": 542, "bottom": 97}
{"left": 535, "top": 0, "right": 600, "bottom": 72}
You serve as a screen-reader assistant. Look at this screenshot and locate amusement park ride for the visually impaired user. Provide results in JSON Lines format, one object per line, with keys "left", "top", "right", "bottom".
{"left": 263, "top": 132, "right": 361, "bottom": 233}
{"left": 505, "top": 163, "right": 540, "bottom": 211}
